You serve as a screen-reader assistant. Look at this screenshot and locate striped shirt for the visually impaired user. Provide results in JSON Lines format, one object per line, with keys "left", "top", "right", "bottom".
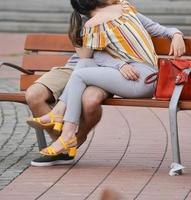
{"left": 82, "top": 0, "right": 158, "bottom": 67}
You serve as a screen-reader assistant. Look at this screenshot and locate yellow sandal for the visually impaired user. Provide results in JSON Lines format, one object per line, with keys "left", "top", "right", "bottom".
{"left": 26, "top": 112, "right": 64, "bottom": 133}
{"left": 40, "top": 136, "right": 77, "bottom": 157}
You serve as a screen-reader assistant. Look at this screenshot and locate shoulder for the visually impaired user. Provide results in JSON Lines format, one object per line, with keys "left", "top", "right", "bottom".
{"left": 84, "top": 4, "right": 122, "bottom": 28}
{"left": 84, "top": 16, "right": 101, "bottom": 28}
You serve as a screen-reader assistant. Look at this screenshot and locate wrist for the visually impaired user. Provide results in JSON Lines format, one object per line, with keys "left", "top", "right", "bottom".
{"left": 119, "top": 63, "right": 127, "bottom": 70}
{"left": 172, "top": 32, "right": 184, "bottom": 39}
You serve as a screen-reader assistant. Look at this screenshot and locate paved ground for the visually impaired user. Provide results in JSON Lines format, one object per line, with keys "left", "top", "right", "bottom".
{"left": 0, "top": 33, "right": 40, "bottom": 190}
{"left": 0, "top": 33, "right": 191, "bottom": 200}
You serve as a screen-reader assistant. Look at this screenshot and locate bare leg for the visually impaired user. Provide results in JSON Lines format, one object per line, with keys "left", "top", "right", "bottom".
{"left": 25, "top": 83, "right": 58, "bottom": 141}
{"left": 77, "top": 86, "right": 108, "bottom": 146}
{"left": 41, "top": 86, "right": 109, "bottom": 154}
{"left": 27, "top": 83, "right": 108, "bottom": 152}
{"left": 58, "top": 85, "right": 108, "bottom": 146}
{"left": 25, "top": 83, "right": 54, "bottom": 116}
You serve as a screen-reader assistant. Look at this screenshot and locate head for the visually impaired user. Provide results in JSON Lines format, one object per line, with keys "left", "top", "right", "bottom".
{"left": 69, "top": 0, "right": 118, "bottom": 46}
{"left": 70, "top": 0, "right": 115, "bottom": 16}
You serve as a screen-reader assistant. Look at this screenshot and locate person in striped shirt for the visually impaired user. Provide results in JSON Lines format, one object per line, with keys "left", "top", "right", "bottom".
{"left": 27, "top": 0, "right": 185, "bottom": 157}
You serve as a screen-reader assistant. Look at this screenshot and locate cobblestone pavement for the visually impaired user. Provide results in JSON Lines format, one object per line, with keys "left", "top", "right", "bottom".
{"left": 0, "top": 78, "right": 40, "bottom": 190}
{"left": 0, "top": 33, "right": 47, "bottom": 192}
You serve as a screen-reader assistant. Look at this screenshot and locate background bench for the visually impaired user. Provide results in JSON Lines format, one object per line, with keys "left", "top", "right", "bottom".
{"left": 0, "top": 34, "right": 191, "bottom": 175}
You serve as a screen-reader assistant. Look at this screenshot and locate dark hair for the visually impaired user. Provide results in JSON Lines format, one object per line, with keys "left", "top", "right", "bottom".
{"left": 69, "top": 0, "right": 108, "bottom": 47}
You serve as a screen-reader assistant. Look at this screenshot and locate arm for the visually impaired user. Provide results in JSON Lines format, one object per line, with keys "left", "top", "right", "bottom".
{"left": 93, "top": 51, "right": 126, "bottom": 70}
{"left": 75, "top": 47, "right": 94, "bottom": 59}
{"left": 137, "top": 13, "right": 182, "bottom": 38}
{"left": 93, "top": 51, "right": 139, "bottom": 80}
{"left": 137, "top": 13, "right": 185, "bottom": 57}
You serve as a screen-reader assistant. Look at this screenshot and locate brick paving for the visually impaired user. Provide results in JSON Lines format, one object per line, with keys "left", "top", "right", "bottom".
{"left": 0, "top": 74, "right": 39, "bottom": 190}
{"left": 0, "top": 33, "right": 191, "bottom": 199}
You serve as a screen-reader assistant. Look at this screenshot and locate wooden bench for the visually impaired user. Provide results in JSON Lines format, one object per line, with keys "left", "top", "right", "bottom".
{"left": 0, "top": 34, "right": 191, "bottom": 175}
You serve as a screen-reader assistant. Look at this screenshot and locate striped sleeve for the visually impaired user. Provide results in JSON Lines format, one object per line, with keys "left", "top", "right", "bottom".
{"left": 82, "top": 26, "right": 108, "bottom": 50}
{"left": 121, "top": 0, "right": 137, "bottom": 14}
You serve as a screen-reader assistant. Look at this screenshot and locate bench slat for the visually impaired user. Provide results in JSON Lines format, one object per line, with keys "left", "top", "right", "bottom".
{"left": 1, "top": 92, "right": 190, "bottom": 110}
{"left": 25, "top": 34, "right": 75, "bottom": 52}
{"left": 24, "top": 34, "right": 191, "bottom": 56}
{"left": 0, "top": 92, "right": 26, "bottom": 103}
{"left": 20, "top": 74, "right": 41, "bottom": 91}
{"left": 22, "top": 55, "right": 71, "bottom": 71}
{"left": 152, "top": 37, "right": 191, "bottom": 56}
{"left": 103, "top": 98, "right": 191, "bottom": 109}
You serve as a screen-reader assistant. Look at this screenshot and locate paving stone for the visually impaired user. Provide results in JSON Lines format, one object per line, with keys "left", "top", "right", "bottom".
{"left": 0, "top": 77, "right": 36, "bottom": 190}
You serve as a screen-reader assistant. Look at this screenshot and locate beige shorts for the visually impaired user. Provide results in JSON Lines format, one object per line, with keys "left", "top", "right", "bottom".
{"left": 35, "top": 67, "right": 73, "bottom": 101}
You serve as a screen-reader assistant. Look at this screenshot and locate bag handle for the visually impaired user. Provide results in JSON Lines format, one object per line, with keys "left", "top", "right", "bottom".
{"left": 144, "top": 72, "right": 158, "bottom": 84}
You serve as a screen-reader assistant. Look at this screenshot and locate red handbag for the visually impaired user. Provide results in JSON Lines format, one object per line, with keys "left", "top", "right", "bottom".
{"left": 145, "top": 59, "right": 191, "bottom": 100}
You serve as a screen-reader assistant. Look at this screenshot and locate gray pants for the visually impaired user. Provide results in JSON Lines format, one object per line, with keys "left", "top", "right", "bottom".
{"left": 59, "top": 59, "right": 157, "bottom": 124}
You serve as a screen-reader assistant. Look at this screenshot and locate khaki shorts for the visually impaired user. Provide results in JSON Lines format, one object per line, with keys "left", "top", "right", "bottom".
{"left": 35, "top": 67, "right": 73, "bottom": 101}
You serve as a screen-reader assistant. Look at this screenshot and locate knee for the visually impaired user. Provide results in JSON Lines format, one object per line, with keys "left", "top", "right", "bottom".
{"left": 25, "top": 84, "right": 49, "bottom": 107}
{"left": 82, "top": 87, "right": 106, "bottom": 113}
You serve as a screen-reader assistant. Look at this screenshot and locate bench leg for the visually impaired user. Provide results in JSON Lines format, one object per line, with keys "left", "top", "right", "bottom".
{"left": 168, "top": 68, "right": 191, "bottom": 176}
{"left": 35, "top": 128, "right": 47, "bottom": 151}
{"left": 169, "top": 84, "right": 185, "bottom": 176}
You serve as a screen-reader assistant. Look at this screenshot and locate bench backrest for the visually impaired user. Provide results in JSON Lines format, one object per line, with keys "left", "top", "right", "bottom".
{"left": 20, "top": 34, "right": 191, "bottom": 91}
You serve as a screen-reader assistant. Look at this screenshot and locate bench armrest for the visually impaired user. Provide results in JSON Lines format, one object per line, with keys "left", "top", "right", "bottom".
{"left": 0, "top": 61, "right": 34, "bottom": 75}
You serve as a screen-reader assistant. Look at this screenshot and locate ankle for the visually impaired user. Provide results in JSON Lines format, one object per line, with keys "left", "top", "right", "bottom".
{"left": 49, "top": 110, "right": 62, "bottom": 116}
{"left": 51, "top": 101, "right": 65, "bottom": 115}
{"left": 61, "top": 131, "right": 76, "bottom": 141}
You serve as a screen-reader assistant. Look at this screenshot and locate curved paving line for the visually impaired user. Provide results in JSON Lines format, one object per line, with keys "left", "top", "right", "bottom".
{"left": 0, "top": 83, "right": 23, "bottom": 149}
{"left": 0, "top": 102, "right": 18, "bottom": 150}
{"left": 133, "top": 108, "right": 168, "bottom": 200}
{"left": 0, "top": 103, "right": 36, "bottom": 189}
{"left": 0, "top": 83, "right": 33, "bottom": 162}
{"left": 0, "top": 125, "right": 31, "bottom": 172}
{"left": 0, "top": 103, "right": 30, "bottom": 157}
{"left": 35, "top": 129, "right": 96, "bottom": 200}
{"left": 0, "top": 104, "right": 4, "bottom": 128}
{"left": 0, "top": 104, "right": 31, "bottom": 172}
{"left": 83, "top": 107, "right": 132, "bottom": 200}
{"left": 184, "top": 189, "right": 191, "bottom": 200}
{"left": 0, "top": 141, "right": 37, "bottom": 191}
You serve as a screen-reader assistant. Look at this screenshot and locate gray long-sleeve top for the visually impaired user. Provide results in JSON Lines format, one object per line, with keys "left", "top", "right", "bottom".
{"left": 65, "top": 13, "right": 182, "bottom": 69}
{"left": 137, "top": 13, "right": 181, "bottom": 38}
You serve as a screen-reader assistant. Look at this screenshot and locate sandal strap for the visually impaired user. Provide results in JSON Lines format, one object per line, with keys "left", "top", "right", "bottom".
{"left": 67, "top": 137, "right": 77, "bottom": 145}
{"left": 40, "top": 136, "right": 77, "bottom": 156}
{"left": 47, "top": 146, "right": 57, "bottom": 156}
{"left": 48, "top": 112, "right": 63, "bottom": 123}
{"left": 58, "top": 136, "right": 77, "bottom": 148}
{"left": 33, "top": 118, "right": 41, "bottom": 123}
{"left": 58, "top": 137, "right": 68, "bottom": 150}
{"left": 33, "top": 112, "right": 63, "bottom": 124}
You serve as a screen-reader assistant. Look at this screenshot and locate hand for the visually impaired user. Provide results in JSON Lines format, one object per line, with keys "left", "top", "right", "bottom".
{"left": 119, "top": 64, "right": 140, "bottom": 81}
{"left": 169, "top": 33, "right": 186, "bottom": 57}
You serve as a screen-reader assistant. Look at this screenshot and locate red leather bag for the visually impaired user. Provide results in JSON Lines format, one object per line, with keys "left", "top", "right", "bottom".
{"left": 145, "top": 59, "right": 191, "bottom": 100}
